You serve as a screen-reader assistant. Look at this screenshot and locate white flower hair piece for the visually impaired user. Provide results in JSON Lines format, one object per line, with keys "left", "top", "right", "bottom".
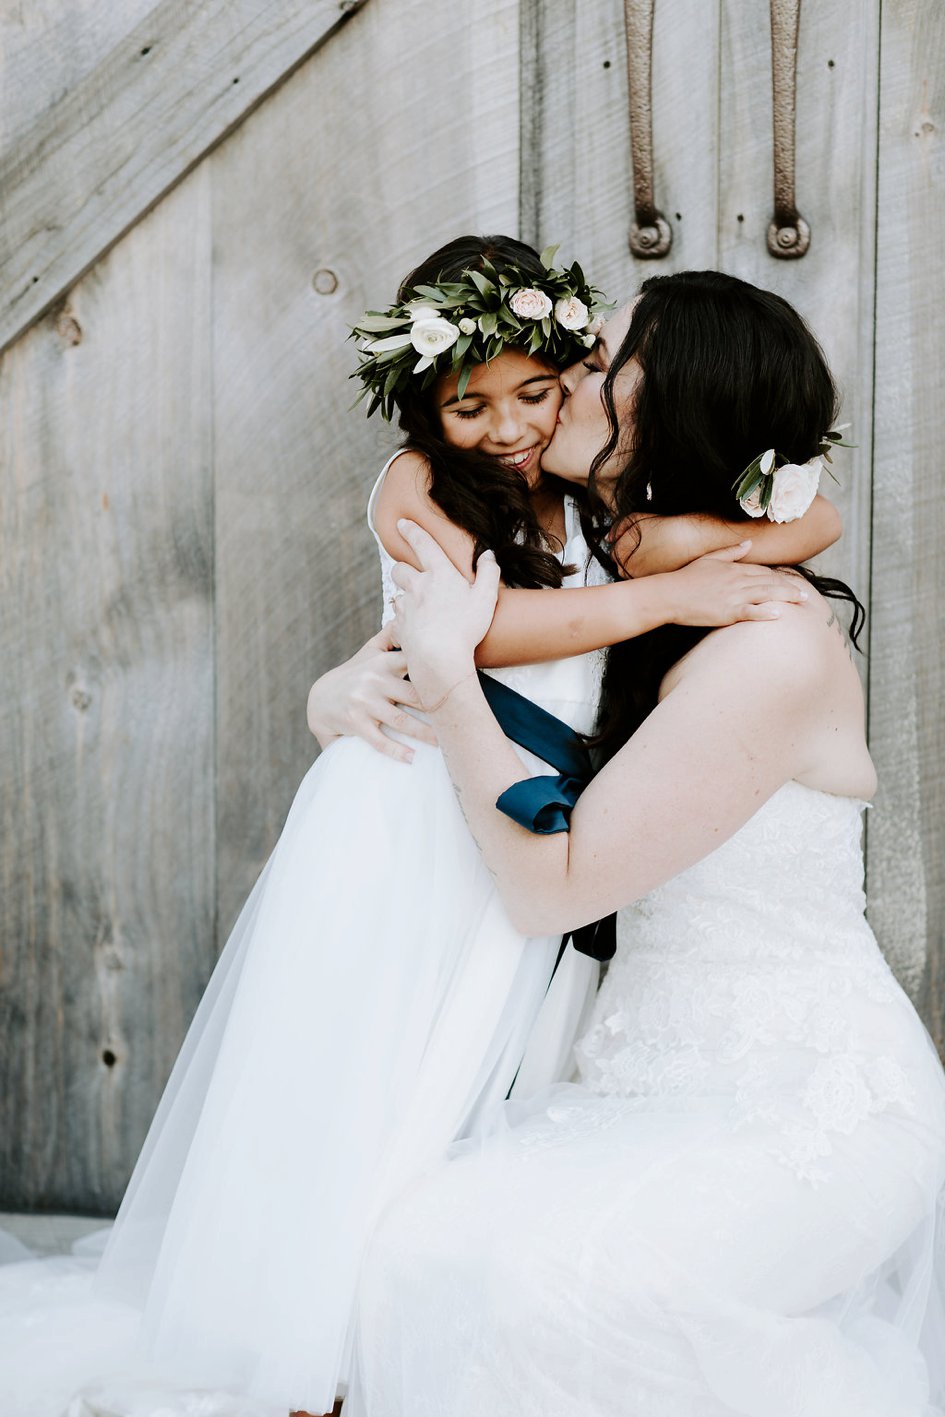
{"left": 733, "top": 427, "right": 854, "bottom": 524}
{"left": 350, "top": 244, "right": 610, "bottom": 421}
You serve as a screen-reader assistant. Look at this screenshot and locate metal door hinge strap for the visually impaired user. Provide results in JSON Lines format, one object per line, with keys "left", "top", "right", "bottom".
{"left": 768, "top": 0, "right": 810, "bottom": 258}
{"left": 624, "top": 0, "right": 672, "bottom": 259}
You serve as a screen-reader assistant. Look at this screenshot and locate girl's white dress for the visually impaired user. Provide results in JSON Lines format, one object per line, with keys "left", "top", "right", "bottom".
{"left": 0, "top": 456, "right": 606, "bottom": 1417}
{"left": 346, "top": 782, "right": 945, "bottom": 1417}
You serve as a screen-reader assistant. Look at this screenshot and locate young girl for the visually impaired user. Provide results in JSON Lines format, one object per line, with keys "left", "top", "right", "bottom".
{"left": 0, "top": 239, "right": 831, "bottom": 1417}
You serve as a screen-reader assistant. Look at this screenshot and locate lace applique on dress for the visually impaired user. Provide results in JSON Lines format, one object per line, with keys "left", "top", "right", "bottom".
{"left": 731, "top": 1050, "right": 917, "bottom": 1185}
{"left": 575, "top": 782, "right": 923, "bottom": 1186}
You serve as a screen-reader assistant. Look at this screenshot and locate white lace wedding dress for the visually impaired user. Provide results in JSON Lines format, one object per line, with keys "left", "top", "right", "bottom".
{"left": 0, "top": 455, "right": 605, "bottom": 1417}
{"left": 346, "top": 781, "right": 945, "bottom": 1417}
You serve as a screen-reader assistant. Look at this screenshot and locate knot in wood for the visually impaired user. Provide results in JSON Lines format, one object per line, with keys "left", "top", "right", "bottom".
{"left": 56, "top": 312, "right": 83, "bottom": 346}
{"left": 312, "top": 268, "right": 339, "bottom": 295}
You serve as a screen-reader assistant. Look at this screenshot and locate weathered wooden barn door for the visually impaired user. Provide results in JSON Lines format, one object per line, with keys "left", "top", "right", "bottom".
{"left": 1, "top": 0, "right": 942, "bottom": 1216}
{"left": 0, "top": 0, "right": 521, "bottom": 1213}
{"left": 523, "top": 0, "right": 945, "bottom": 1043}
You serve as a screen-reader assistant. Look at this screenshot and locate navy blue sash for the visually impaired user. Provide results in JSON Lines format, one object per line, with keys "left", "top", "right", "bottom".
{"left": 478, "top": 673, "right": 616, "bottom": 963}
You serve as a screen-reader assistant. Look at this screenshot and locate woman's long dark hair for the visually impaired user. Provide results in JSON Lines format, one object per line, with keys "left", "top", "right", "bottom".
{"left": 393, "top": 235, "right": 572, "bottom": 588}
{"left": 588, "top": 270, "right": 865, "bottom": 757}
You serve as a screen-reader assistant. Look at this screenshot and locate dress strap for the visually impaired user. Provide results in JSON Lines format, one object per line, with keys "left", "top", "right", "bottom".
{"left": 562, "top": 494, "right": 580, "bottom": 548}
{"left": 366, "top": 450, "right": 412, "bottom": 541}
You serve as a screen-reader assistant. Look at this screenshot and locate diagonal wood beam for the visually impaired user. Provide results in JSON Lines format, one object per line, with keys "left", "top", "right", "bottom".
{"left": 0, "top": 0, "right": 370, "bottom": 356}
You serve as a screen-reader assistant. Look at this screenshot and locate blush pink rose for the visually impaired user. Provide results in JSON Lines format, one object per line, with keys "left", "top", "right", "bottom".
{"left": 509, "top": 287, "right": 553, "bottom": 321}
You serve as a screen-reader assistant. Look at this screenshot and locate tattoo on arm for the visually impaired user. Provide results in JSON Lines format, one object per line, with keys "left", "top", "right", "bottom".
{"left": 825, "top": 607, "right": 856, "bottom": 663}
{"left": 450, "top": 774, "right": 504, "bottom": 891}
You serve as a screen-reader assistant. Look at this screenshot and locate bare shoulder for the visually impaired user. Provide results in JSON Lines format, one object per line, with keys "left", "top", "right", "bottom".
{"left": 373, "top": 448, "right": 476, "bottom": 575}
{"left": 374, "top": 448, "right": 433, "bottom": 521}
{"left": 662, "top": 591, "right": 858, "bottom": 703}
{"left": 654, "top": 587, "right": 874, "bottom": 800}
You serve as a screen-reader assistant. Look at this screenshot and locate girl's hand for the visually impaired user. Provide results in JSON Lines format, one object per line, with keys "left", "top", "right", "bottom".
{"left": 306, "top": 624, "right": 438, "bottom": 765}
{"left": 391, "top": 519, "right": 501, "bottom": 704}
{"left": 660, "top": 543, "right": 809, "bottom": 625}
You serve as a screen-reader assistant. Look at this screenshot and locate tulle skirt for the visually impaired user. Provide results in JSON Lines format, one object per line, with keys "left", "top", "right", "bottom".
{"left": 346, "top": 1027, "right": 945, "bottom": 1417}
{"left": 0, "top": 736, "right": 596, "bottom": 1416}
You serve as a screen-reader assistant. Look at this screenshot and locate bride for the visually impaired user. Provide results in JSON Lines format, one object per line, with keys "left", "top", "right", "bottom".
{"left": 335, "top": 271, "right": 945, "bottom": 1416}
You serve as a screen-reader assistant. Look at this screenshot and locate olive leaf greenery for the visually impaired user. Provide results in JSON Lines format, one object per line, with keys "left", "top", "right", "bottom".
{"left": 817, "top": 425, "right": 857, "bottom": 471}
{"left": 349, "top": 245, "right": 610, "bottom": 422}
{"left": 733, "top": 448, "right": 779, "bottom": 513}
{"left": 732, "top": 426, "right": 856, "bottom": 509}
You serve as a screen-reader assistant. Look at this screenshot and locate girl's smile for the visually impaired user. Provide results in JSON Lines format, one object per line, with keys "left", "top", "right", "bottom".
{"left": 494, "top": 445, "right": 541, "bottom": 474}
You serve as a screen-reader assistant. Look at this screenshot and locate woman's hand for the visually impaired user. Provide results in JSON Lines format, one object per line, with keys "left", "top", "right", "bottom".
{"left": 658, "top": 543, "right": 809, "bottom": 625}
{"left": 390, "top": 519, "right": 501, "bottom": 707}
{"left": 306, "top": 624, "right": 438, "bottom": 765}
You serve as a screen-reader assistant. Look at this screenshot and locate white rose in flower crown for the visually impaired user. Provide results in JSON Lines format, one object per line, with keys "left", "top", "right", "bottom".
{"left": 410, "top": 317, "right": 460, "bottom": 360}
{"left": 767, "top": 456, "right": 823, "bottom": 523}
{"left": 587, "top": 314, "right": 606, "bottom": 337}
{"left": 458, "top": 317, "right": 477, "bottom": 335}
{"left": 509, "top": 287, "right": 553, "bottom": 321}
{"left": 404, "top": 301, "right": 440, "bottom": 322}
{"left": 554, "top": 295, "right": 590, "bottom": 331}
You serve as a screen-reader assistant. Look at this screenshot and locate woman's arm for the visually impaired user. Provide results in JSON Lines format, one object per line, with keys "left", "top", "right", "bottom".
{"left": 612, "top": 495, "right": 842, "bottom": 578}
{"left": 375, "top": 450, "right": 810, "bottom": 669}
{"left": 391, "top": 520, "right": 832, "bottom": 934}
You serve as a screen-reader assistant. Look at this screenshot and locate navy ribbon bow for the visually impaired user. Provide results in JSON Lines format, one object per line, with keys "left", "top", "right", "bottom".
{"left": 477, "top": 673, "right": 616, "bottom": 963}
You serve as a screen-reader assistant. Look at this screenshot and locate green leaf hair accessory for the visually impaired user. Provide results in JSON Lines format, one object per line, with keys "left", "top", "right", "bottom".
{"left": 733, "top": 426, "right": 855, "bottom": 524}
{"left": 350, "top": 244, "right": 610, "bottom": 421}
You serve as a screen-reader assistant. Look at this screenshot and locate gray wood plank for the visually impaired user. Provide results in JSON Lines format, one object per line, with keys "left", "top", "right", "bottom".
{"left": 0, "top": 171, "right": 215, "bottom": 1211}
{"left": 518, "top": 0, "right": 578, "bottom": 249}
{"left": 207, "top": 0, "right": 521, "bottom": 935}
{"left": 868, "top": 0, "right": 945, "bottom": 1041}
{"left": 0, "top": 0, "right": 371, "bottom": 355}
{"left": 0, "top": 0, "right": 156, "bottom": 153}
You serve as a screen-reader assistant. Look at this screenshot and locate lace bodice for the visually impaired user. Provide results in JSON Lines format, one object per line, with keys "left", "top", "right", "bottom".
{"left": 575, "top": 782, "right": 928, "bottom": 1184}
{"left": 367, "top": 453, "right": 609, "bottom": 736}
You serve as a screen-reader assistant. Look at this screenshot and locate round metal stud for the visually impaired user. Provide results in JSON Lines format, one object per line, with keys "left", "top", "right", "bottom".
{"left": 766, "top": 215, "right": 811, "bottom": 259}
{"left": 629, "top": 214, "right": 673, "bottom": 259}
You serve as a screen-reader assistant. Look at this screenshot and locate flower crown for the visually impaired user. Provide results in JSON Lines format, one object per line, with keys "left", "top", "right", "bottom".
{"left": 733, "top": 426, "right": 853, "bottom": 524}
{"left": 350, "top": 245, "right": 609, "bottom": 422}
